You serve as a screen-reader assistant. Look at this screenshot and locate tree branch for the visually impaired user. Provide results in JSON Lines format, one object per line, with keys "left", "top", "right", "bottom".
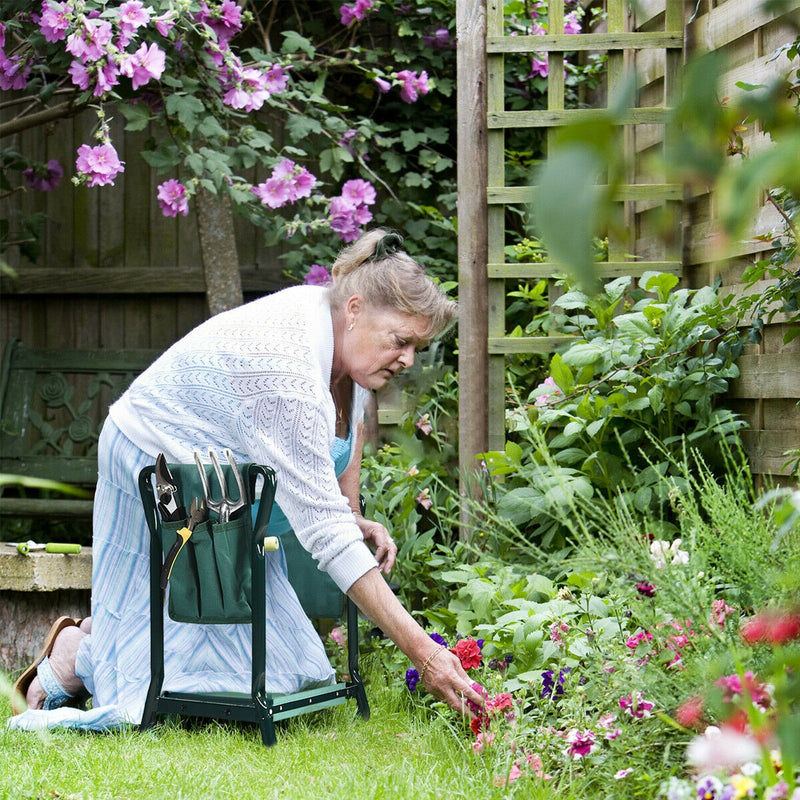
{"left": 0, "top": 101, "right": 81, "bottom": 139}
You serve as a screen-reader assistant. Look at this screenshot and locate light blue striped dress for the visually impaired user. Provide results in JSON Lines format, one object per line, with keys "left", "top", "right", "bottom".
{"left": 8, "top": 419, "right": 350, "bottom": 731}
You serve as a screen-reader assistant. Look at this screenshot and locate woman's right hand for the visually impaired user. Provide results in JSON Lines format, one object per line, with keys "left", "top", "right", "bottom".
{"left": 418, "top": 646, "right": 485, "bottom": 716}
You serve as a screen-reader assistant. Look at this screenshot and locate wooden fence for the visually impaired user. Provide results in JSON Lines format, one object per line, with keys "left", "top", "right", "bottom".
{"left": 1, "top": 110, "right": 287, "bottom": 354}
{"left": 457, "top": 0, "right": 799, "bottom": 485}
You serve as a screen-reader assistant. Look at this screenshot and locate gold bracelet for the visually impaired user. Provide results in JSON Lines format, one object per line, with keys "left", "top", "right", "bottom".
{"left": 418, "top": 646, "right": 446, "bottom": 682}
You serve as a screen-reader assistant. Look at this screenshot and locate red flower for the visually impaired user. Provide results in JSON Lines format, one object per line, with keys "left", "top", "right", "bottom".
{"left": 675, "top": 694, "right": 705, "bottom": 729}
{"left": 740, "top": 609, "right": 800, "bottom": 646}
{"left": 450, "top": 637, "right": 483, "bottom": 670}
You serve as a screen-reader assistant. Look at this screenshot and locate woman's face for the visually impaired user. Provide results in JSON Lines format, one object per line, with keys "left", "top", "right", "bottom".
{"left": 344, "top": 300, "right": 431, "bottom": 390}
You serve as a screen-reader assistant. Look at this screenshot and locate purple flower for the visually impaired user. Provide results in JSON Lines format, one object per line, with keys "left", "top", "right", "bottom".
{"left": 157, "top": 179, "right": 189, "bottom": 217}
{"left": 695, "top": 776, "right": 724, "bottom": 800}
{"left": 23, "top": 159, "right": 63, "bottom": 192}
{"left": 541, "top": 667, "right": 571, "bottom": 699}
{"left": 0, "top": 52, "right": 32, "bottom": 91}
{"left": 423, "top": 28, "right": 451, "bottom": 49}
{"left": 405, "top": 668, "right": 420, "bottom": 691}
{"left": 429, "top": 632, "right": 448, "bottom": 648}
{"left": 303, "top": 264, "right": 332, "bottom": 286}
{"left": 635, "top": 581, "right": 657, "bottom": 598}
{"left": 374, "top": 77, "right": 391, "bottom": 93}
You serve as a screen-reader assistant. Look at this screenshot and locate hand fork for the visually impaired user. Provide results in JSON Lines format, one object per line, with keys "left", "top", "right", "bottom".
{"left": 193, "top": 448, "right": 247, "bottom": 523}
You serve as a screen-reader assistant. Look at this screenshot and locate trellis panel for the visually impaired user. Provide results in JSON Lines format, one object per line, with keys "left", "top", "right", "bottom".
{"left": 484, "top": 0, "right": 685, "bottom": 451}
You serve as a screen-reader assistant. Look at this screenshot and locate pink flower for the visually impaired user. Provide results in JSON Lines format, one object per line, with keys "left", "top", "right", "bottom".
{"left": 39, "top": 1, "right": 70, "bottom": 43}
{"left": 252, "top": 176, "right": 292, "bottom": 209}
{"left": 68, "top": 59, "right": 91, "bottom": 90}
{"left": 374, "top": 77, "right": 391, "bottom": 93}
{"left": 564, "top": 11, "right": 582, "bottom": 34}
{"left": 566, "top": 728, "right": 596, "bottom": 759}
{"left": 339, "top": 0, "right": 375, "bottom": 26}
{"left": 396, "top": 69, "right": 430, "bottom": 103}
{"left": 529, "top": 56, "right": 548, "bottom": 78}
{"left": 625, "top": 629, "right": 653, "bottom": 650}
{"left": 741, "top": 608, "right": 800, "bottom": 646}
{"left": 329, "top": 626, "right": 345, "bottom": 647}
{"left": 120, "top": 42, "right": 166, "bottom": 89}
{"left": 264, "top": 63, "right": 290, "bottom": 94}
{"left": 534, "top": 375, "right": 563, "bottom": 406}
{"left": 597, "top": 713, "right": 616, "bottom": 728}
{"left": 157, "top": 179, "right": 189, "bottom": 217}
{"left": 710, "top": 599, "right": 736, "bottom": 629}
{"left": 415, "top": 414, "right": 433, "bottom": 435}
{"left": 473, "top": 731, "right": 495, "bottom": 753}
{"left": 153, "top": 11, "right": 176, "bottom": 36}
{"left": 117, "top": 0, "right": 151, "bottom": 33}
{"left": 67, "top": 18, "right": 113, "bottom": 63}
{"left": 341, "top": 179, "right": 376, "bottom": 206}
{"left": 614, "top": 769, "right": 633, "bottom": 779}
{"left": 415, "top": 488, "right": 432, "bottom": 510}
{"left": 619, "top": 691, "right": 654, "bottom": 719}
{"left": 75, "top": 142, "right": 125, "bottom": 187}
{"left": 303, "top": 265, "right": 332, "bottom": 287}
{"left": 23, "top": 159, "right": 63, "bottom": 192}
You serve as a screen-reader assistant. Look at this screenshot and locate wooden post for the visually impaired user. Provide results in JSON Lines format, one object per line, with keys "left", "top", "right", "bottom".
{"left": 195, "top": 188, "right": 244, "bottom": 315}
{"left": 456, "top": 0, "right": 489, "bottom": 530}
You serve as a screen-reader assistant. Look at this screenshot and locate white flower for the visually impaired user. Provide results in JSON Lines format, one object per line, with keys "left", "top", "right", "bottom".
{"left": 686, "top": 726, "right": 761, "bottom": 773}
{"left": 650, "top": 538, "right": 689, "bottom": 568}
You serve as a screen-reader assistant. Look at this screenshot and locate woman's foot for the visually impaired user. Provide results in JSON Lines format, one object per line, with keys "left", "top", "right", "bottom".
{"left": 12, "top": 616, "right": 89, "bottom": 714}
{"left": 25, "top": 625, "right": 88, "bottom": 710}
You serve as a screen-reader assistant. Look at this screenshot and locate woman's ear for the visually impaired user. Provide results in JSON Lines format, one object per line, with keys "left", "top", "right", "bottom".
{"left": 345, "top": 294, "right": 362, "bottom": 321}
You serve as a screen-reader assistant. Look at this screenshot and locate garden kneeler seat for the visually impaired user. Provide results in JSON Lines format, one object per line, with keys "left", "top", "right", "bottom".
{"left": 137, "top": 458, "right": 369, "bottom": 746}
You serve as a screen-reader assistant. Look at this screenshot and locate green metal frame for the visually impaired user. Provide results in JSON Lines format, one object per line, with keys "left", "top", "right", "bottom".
{"left": 138, "top": 461, "right": 369, "bottom": 746}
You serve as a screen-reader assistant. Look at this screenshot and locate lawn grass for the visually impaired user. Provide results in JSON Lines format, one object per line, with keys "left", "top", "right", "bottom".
{"left": 0, "top": 669, "right": 538, "bottom": 800}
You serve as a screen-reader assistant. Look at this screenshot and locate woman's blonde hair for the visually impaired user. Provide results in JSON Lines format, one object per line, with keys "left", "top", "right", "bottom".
{"left": 328, "top": 228, "right": 458, "bottom": 340}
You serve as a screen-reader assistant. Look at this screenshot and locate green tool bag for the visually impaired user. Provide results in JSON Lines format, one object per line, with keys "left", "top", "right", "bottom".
{"left": 140, "top": 459, "right": 276, "bottom": 624}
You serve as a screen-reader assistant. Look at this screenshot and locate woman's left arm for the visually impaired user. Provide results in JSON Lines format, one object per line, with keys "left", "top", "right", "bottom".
{"left": 338, "top": 422, "right": 397, "bottom": 574}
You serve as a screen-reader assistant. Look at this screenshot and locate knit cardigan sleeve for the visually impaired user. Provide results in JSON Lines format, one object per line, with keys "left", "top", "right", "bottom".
{"left": 108, "top": 286, "right": 378, "bottom": 593}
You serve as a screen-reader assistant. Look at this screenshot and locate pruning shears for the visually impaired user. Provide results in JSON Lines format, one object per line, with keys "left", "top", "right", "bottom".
{"left": 7, "top": 541, "right": 82, "bottom": 555}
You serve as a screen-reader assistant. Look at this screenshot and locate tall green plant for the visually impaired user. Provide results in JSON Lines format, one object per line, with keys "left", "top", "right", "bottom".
{"left": 480, "top": 272, "right": 746, "bottom": 544}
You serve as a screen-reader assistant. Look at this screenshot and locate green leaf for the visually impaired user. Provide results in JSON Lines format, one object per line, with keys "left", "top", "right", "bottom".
{"left": 118, "top": 102, "right": 152, "bottom": 132}
{"left": 614, "top": 312, "right": 654, "bottom": 339}
{"left": 400, "top": 130, "right": 428, "bottom": 151}
{"left": 648, "top": 385, "right": 665, "bottom": 415}
{"left": 281, "top": 30, "right": 316, "bottom": 57}
{"left": 562, "top": 342, "right": 604, "bottom": 368}
{"left": 286, "top": 114, "right": 323, "bottom": 142}
{"left": 549, "top": 354, "right": 574, "bottom": 392}
{"left": 165, "top": 94, "right": 205, "bottom": 132}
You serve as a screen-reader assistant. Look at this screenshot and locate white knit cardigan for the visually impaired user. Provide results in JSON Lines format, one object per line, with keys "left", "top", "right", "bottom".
{"left": 109, "top": 285, "right": 378, "bottom": 592}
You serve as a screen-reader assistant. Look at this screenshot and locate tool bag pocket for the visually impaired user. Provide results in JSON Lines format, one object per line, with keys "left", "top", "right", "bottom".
{"left": 140, "top": 460, "right": 276, "bottom": 626}
{"left": 161, "top": 516, "right": 253, "bottom": 624}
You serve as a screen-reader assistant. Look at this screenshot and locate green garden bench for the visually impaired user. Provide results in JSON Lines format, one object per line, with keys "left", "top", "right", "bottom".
{"left": 0, "top": 338, "right": 160, "bottom": 525}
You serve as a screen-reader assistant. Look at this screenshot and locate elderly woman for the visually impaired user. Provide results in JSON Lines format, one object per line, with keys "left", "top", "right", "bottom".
{"left": 10, "top": 229, "right": 483, "bottom": 730}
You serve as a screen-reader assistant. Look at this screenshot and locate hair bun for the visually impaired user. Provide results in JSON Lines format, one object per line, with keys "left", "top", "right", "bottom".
{"left": 373, "top": 232, "right": 404, "bottom": 261}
